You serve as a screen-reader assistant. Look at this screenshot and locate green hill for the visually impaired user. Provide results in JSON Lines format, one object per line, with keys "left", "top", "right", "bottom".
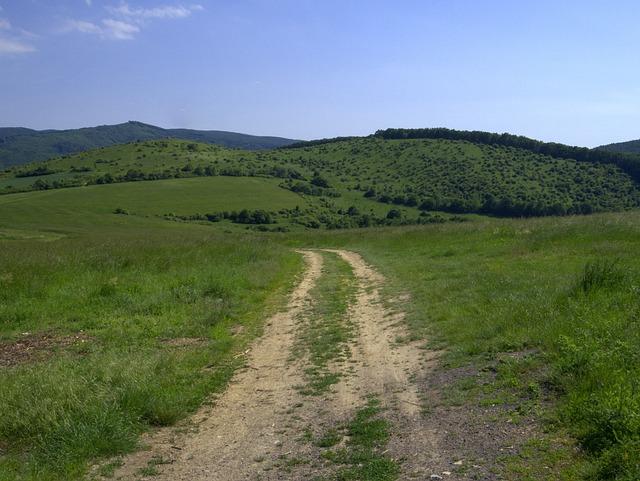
{"left": 0, "top": 121, "right": 298, "bottom": 169}
{"left": 2, "top": 134, "right": 638, "bottom": 222}
{"left": 598, "top": 138, "right": 640, "bottom": 154}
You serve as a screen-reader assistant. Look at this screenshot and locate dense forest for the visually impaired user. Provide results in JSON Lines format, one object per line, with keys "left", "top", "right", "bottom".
{"left": 598, "top": 138, "right": 640, "bottom": 154}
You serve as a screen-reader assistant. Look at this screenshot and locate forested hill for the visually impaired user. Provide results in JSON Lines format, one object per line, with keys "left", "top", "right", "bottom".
{"left": 0, "top": 121, "right": 297, "bottom": 168}
{"left": 597, "top": 138, "right": 640, "bottom": 154}
{"left": 373, "top": 128, "right": 640, "bottom": 182}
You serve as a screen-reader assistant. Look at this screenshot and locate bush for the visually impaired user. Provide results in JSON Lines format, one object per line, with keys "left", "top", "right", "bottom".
{"left": 32, "top": 179, "right": 51, "bottom": 190}
{"left": 16, "top": 166, "right": 56, "bottom": 178}
{"left": 386, "top": 209, "right": 402, "bottom": 219}
{"left": 311, "top": 174, "right": 330, "bottom": 188}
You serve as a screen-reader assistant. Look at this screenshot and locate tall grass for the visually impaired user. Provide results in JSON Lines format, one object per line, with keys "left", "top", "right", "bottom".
{"left": 574, "top": 258, "right": 626, "bottom": 294}
{"left": 556, "top": 260, "right": 640, "bottom": 479}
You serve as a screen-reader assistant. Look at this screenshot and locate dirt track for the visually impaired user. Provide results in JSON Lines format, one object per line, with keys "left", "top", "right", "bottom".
{"left": 107, "top": 249, "right": 446, "bottom": 480}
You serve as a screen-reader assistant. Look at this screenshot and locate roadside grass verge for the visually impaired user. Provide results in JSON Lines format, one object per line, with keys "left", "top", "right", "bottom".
{"left": 290, "top": 212, "right": 640, "bottom": 479}
{"left": 0, "top": 228, "right": 301, "bottom": 481}
{"left": 293, "top": 251, "right": 357, "bottom": 395}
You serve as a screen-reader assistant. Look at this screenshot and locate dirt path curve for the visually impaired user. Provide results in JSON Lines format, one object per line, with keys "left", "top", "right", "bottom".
{"left": 106, "top": 249, "right": 443, "bottom": 481}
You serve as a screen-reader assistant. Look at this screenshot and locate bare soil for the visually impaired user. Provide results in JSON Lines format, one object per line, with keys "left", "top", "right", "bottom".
{"left": 0, "top": 331, "right": 91, "bottom": 367}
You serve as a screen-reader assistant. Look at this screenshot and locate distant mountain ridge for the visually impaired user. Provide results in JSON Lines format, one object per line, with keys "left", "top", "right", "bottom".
{"left": 0, "top": 121, "right": 298, "bottom": 168}
{"left": 598, "top": 138, "right": 640, "bottom": 154}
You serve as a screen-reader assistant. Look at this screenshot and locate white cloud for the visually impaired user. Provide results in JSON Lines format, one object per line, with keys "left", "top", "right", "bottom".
{"left": 108, "top": 3, "right": 203, "bottom": 19}
{"left": 85, "top": 0, "right": 92, "bottom": 5}
{"left": 0, "top": 13, "right": 36, "bottom": 54}
{"left": 0, "top": 37, "right": 35, "bottom": 54}
{"left": 102, "top": 18, "right": 139, "bottom": 39}
{"left": 64, "top": 19, "right": 101, "bottom": 34}
{"left": 62, "top": 3, "right": 203, "bottom": 41}
{"left": 63, "top": 18, "right": 140, "bottom": 40}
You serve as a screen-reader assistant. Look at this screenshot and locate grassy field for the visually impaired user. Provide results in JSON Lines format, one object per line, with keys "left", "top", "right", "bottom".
{"left": 0, "top": 176, "right": 307, "bottom": 232}
{"left": 1, "top": 168, "right": 639, "bottom": 480}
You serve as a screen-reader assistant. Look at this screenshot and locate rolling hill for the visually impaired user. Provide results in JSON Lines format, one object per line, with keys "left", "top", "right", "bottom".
{"left": 598, "top": 138, "right": 640, "bottom": 154}
{"left": 0, "top": 121, "right": 298, "bottom": 169}
{"left": 1, "top": 133, "right": 639, "bottom": 225}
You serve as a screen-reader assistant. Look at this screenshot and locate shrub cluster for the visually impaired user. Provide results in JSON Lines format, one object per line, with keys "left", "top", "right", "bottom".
{"left": 15, "top": 166, "right": 56, "bottom": 177}
{"left": 167, "top": 209, "right": 275, "bottom": 225}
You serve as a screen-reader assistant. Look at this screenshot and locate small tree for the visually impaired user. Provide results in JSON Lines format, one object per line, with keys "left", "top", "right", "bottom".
{"left": 386, "top": 209, "right": 402, "bottom": 220}
{"left": 311, "top": 174, "right": 330, "bottom": 188}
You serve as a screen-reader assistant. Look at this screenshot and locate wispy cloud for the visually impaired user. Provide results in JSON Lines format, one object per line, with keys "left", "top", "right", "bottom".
{"left": 65, "top": 19, "right": 101, "bottom": 34}
{"left": 0, "top": 13, "right": 36, "bottom": 54}
{"left": 0, "top": 37, "right": 36, "bottom": 54}
{"left": 102, "top": 18, "right": 140, "bottom": 39}
{"left": 107, "top": 3, "right": 203, "bottom": 19}
{"left": 64, "top": 2, "right": 203, "bottom": 41}
{"left": 63, "top": 18, "right": 139, "bottom": 40}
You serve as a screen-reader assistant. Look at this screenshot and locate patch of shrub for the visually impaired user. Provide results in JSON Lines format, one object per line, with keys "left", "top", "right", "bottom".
{"left": 16, "top": 166, "right": 56, "bottom": 177}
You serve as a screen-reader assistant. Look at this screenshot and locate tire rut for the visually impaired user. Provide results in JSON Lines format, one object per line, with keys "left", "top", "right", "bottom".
{"left": 325, "top": 249, "right": 443, "bottom": 479}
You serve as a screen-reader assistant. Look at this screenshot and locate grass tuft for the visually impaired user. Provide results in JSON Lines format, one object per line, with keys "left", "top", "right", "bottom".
{"left": 574, "top": 258, "right": 626, "bottom": 294}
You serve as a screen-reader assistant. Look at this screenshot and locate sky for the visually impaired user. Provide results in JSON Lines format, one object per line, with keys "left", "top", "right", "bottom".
{"left": 0, "top": 1, "right": 639, "bottom": 147}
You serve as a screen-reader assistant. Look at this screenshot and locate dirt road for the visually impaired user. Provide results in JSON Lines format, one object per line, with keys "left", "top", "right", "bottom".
{"left": 106, "top": 249, "right": 447, "bottom": 480}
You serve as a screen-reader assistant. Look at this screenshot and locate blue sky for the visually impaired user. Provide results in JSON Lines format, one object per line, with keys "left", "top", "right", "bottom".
{"left": 0, "top": 1, "right": 638, "bottom": 146}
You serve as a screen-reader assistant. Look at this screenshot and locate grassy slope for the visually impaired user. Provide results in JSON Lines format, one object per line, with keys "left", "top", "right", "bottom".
{"left": 3, "top": 137, "right": 639, "bottom": 217}
{"left": 0, "top": 176, "right": 307, "bottom": 232}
